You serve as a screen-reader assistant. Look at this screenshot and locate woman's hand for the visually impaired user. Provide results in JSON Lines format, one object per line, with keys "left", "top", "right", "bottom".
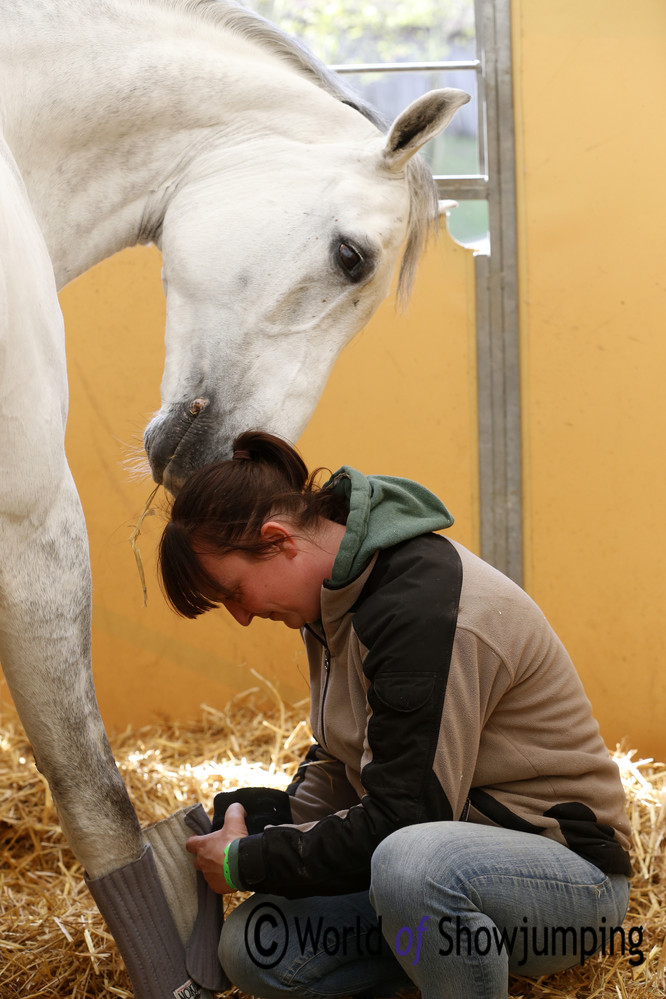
{"left": 186, "top": 801, "right": 248, "bottom": 894}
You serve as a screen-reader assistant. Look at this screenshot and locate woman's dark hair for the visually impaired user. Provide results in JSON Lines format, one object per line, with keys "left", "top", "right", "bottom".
{"left": 158, "top": 430, "right": 347, "bottom": 618}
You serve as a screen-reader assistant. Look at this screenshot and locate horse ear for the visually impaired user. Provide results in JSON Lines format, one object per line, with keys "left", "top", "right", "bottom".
{"left": 383, "top": 89, "right": 471, "bottom": 172}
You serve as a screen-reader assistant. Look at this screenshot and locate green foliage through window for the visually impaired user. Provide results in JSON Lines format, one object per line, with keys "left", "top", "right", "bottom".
{"left": 246, "top": 0, "right": 475, "bottom": 65}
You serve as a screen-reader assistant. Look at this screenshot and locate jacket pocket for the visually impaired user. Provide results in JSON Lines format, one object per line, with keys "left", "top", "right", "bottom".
{"left": 371, "top": 673, "right": 436, "bottom": 712}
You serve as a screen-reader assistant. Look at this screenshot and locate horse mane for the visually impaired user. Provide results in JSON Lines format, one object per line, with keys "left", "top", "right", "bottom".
{"left": 151, "top": 0, "right": 439, "bottom": 304}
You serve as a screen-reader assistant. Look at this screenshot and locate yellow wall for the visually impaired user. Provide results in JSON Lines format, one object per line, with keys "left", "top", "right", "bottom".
{"left": 0, "top": 232, "right": 477, "bottom": 734}
{"left": 2, "top": 0, "right": 664, "bottom": 759}
{"left": 513, "top": 0, "right": 666, "bottom": 755}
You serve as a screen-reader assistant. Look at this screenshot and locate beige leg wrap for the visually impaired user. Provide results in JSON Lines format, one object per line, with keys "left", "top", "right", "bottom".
{"left": 143, "top": 803, "right": 227, "bottom": 991}
{"left": 86, "top": 803, "right": 227, "bottom": 998}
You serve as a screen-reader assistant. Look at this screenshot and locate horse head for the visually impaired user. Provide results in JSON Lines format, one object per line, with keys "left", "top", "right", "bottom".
{"left": 143, "top": 88, "right": 469, "bottom": 493}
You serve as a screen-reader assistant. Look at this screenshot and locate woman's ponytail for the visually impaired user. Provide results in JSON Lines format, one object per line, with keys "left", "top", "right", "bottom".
{"left": 230, "top": 430, "right": 309, "bottom": 492}
{"left": 158, "top": 430, "right": 347, "bottom": 617}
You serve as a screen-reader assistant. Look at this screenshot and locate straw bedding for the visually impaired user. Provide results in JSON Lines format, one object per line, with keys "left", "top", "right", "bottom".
{"left": 1, "top": 688, "right": 665, "bottom": 999}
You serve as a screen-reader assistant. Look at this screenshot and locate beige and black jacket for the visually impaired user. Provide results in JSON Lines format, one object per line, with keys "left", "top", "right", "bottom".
{"left": 224, "top": 531, "right": 632, "bottom": 898}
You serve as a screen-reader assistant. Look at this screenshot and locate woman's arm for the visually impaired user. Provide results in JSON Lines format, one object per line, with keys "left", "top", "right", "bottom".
{"left": 187, "top": 743, "right": 363, "bottom": 894}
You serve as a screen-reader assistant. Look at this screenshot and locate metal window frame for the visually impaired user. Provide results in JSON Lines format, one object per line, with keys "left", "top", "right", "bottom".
{"left": 470, "top": 0, "right": 522, "bottom": 585}
{"left": 435, "top": 0, "right": 522, "bottom": 585}
{"left": 335, "top": 0, "right": 522, "bottom": 584}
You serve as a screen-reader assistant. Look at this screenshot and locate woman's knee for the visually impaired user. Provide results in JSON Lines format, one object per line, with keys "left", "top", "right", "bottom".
{"left": 371, "top": 822, "right": 476, "bottom": 906}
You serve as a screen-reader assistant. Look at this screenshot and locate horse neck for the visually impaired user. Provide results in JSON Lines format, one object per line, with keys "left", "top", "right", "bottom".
{"left": 1, "top": 1, "right": 359, "bottom": 290}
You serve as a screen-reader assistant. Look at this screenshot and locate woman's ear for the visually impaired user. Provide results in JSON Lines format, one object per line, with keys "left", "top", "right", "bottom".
{"left": 259, "top": 520, "right": 298, "bottom": 558}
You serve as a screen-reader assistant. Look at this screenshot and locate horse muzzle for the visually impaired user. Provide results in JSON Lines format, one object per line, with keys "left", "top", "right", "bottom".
{"left": 143, "top": 397, "right": 232, "bottom": 494}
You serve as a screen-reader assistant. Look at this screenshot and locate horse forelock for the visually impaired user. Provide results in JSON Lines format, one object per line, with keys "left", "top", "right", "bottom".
{"left": 150, "top": 0, "right": 439, "bottom": 305}
{"left": 400, "top": 157, "right": 439, "bottom": 306}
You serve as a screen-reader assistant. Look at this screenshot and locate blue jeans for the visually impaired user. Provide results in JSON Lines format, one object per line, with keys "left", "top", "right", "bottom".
{"left": 218, "top": 824, "right": 631, "bottom": 999}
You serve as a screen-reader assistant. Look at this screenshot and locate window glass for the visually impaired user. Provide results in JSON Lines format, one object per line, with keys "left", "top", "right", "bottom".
{"left": 446, "top": 200, "right": 489, "bottom": 249}
{"left": 246, "top": 0, "right": 475, "bottom": 65}
{"left": 337, "top": 68, "right": 479, "bottom": 175}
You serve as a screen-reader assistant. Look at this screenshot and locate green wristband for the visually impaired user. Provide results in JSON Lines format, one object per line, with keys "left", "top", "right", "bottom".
{"left": 223, "top": 843, "right": 238, "bottom": 891}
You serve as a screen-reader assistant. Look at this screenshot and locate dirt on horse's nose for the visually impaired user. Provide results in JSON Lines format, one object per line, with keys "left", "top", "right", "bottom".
{"left": 189, "top": 397, "right": 208, "bottom": 416}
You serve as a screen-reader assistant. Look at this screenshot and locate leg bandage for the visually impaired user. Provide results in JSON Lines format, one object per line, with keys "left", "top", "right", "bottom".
{"left": 144, "top": 804, "right": 227, "bottom": 991}
{"left": 86, "top": 804, "right": 227, "bottom": 998}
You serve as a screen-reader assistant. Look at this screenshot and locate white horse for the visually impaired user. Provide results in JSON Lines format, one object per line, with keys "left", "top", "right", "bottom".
{"left": 1, "top": 0, "right": 468, "bottom": 995}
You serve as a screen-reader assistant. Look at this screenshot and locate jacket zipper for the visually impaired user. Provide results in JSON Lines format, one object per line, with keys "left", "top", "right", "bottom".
{"left": 320, "top": 646, "right": 331, "bottom": 749}
{"left": 305, "top": 624, "right": 331, "bottom": 750}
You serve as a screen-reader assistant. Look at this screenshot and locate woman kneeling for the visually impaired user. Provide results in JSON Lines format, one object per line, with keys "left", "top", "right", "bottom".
{"left": 158, "top": 431, "right": 631, "bottom": 999}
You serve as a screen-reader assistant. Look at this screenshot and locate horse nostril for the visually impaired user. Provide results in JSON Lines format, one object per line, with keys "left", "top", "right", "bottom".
{"left": 188, "top": 397, "right": 209, "bottom": 416}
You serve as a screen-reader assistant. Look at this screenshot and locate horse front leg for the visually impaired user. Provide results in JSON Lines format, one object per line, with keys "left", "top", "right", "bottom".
{"left": 1, "top": 477, "right": 222, "bottom": 997}
{"left": 0, "top": 475, "right": 143, "bottom": 876}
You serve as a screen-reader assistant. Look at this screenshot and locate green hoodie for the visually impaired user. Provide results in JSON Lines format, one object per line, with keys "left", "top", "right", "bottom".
{"left": 325, "top": 466, "right": 454, "bottom": 586}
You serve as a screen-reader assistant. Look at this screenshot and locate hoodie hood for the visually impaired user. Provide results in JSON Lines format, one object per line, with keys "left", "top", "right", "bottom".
{"left": 325, "top": 466, "right": 454, "bottom": 586}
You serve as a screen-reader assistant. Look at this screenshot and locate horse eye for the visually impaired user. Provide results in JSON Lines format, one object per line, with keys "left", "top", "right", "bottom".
{"left": 337, "top": 242, "right": 365, "bottom": 280}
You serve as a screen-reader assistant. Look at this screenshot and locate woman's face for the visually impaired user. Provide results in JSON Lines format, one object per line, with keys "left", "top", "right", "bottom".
{"left": 197, "top": 520, "right": 342, "bottom": 629}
